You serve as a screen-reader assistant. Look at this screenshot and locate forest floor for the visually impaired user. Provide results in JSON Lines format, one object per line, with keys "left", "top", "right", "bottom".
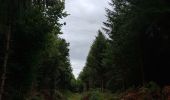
{"left": 66, "top": 85, "right": 170, "bottom": 100}
{"left": 66, "top": 91, "right": 116, "bottom": 100}
{"left": 67, "top": 93, "right": 82, "bottom": 100}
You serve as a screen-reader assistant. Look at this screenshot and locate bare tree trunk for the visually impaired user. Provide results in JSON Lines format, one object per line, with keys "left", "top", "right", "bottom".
{"left": 0, "top": 26, "right": 11, "bottom": 100}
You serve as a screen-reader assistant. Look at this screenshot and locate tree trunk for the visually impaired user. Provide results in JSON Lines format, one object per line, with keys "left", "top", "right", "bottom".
{"left": 0, "top": 26, "right": 11, "bottom": 100}
{"left": 101, "top": 79, "right": 104, "bottom": 92}
{"left": 141, "top": 64, "right": 145, "bottom": 86}
{"left": 140, "top": 56, "right": 145, "bottom": 86}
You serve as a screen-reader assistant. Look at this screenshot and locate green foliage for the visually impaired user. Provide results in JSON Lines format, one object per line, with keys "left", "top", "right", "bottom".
{"left": 54, "top": 91, "right": 67, "bottom": 100}
{"left": 81, "top": 90, "right": 116, "bottom": 100}
{"left": 79, "top": 30, "right": 107, "bottom": 91}
{"left": 103, "top": 0, "right": 145, "bottom": 89}
{"left": 145, "top": 81, "right": 160, "bottom": 93}
{"left": 28, "top": 95, "right": 43, "bottom": 100}
{"left": 89, "top": 91, "right": 102, "bottom": 100}
{"left": 80, "top": 0, "right": 170, "bottom": 93}
{"left": 0, "top": 0, "right": 74, "bottom": 100}
{"left": 102, "top": 0, "right": 170, "bottom": 92}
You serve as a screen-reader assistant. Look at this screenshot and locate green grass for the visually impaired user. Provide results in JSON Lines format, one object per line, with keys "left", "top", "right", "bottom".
{"left": 64, "top": 91, "right": 118, "bottom": 100}
{"left": 81, "top": 90, "right": 118, "bottom": 100}
{"left": 67, "top": 93, "right": 81, "bottom": 100}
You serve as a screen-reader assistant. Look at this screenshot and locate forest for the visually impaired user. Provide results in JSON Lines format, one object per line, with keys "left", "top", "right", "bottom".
{"left": 0, "top": 0, "right": 170, "bottom": 100}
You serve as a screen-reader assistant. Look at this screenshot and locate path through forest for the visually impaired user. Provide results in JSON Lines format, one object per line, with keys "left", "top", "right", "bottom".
{"left": 67, "top": 93, "right": 81, "bottom": 100}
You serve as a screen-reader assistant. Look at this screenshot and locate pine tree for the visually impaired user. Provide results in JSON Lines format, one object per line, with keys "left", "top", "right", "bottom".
{"left": 79, "top": 30, "right": 107, "bottom": 92}
{"left": 0, "top": 0, "right": 69, "bottom": 99}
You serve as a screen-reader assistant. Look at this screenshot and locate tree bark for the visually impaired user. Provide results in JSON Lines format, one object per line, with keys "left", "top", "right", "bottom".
{"left": 101, "top": 79, "right": 104, "bottom": 92}
{"left": 0, "top": 26, "right": 11, "bottom": 100}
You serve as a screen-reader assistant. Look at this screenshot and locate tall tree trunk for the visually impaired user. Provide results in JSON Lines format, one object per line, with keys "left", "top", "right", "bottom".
{"left": 140, "top": 64, "right": 145, "bottom": 86}
{"left": 140, "top": 55, "right": 145, "bottom": 86}
{"left": 0, "top": 26, "right": 11, "bottom": 100}
{"left": 101, "top": 79, "right": 104, "bottom": 92}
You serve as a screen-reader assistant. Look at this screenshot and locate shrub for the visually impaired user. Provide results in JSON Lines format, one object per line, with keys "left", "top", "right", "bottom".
{"left": 27, "top": 95, "right": 43, "bottom": 100}
{"left": 145, "top": 81, "right": 160, "bottom": 93}
{"left": 89, "top": 91, "right": 102, "bottom": 100}
{"left": 81, "top": 90, "right": 104, "bottom": 100}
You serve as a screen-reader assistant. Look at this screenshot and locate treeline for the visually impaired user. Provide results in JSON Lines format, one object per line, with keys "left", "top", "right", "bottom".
{"left": 79, "top": 0, "right": 170, "bottom": 92}
{"left": 0, "top": 0, "right": 75, "bottom": 100}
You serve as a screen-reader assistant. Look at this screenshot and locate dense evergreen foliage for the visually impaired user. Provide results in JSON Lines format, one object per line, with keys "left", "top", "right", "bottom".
{"left": 79, "top": 0, "right": 170, "bottom": 93}
{"left": 0, "top": 0, "right": 74, "bottom": 100}
{"left": 78, "top": 31, "right": 107, "bottom": 92}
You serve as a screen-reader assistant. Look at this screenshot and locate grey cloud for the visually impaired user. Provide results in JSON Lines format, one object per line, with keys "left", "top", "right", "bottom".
{"left": 70, "top": 42, "right": 91, "bottom": 60}
{"left": 71, "top": 59, "right": 85, "bottom": 78}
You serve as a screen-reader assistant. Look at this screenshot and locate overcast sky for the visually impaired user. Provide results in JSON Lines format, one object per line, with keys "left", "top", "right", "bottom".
{"left": 60, "top": 0, "right": 110, "bottom": 78}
